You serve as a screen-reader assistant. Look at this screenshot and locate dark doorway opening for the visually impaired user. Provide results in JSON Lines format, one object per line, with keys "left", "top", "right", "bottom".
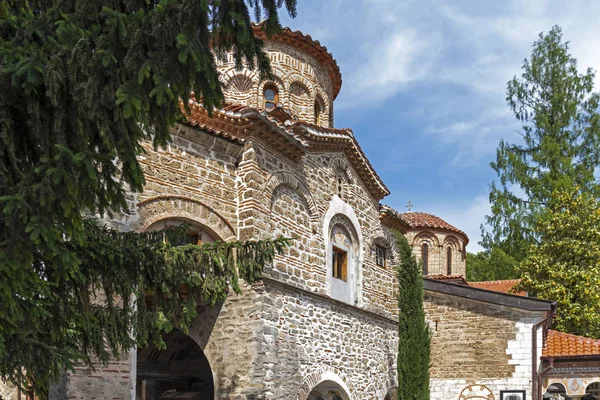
{"left": 137, "top": 329, "right": 214, "bottom": 399}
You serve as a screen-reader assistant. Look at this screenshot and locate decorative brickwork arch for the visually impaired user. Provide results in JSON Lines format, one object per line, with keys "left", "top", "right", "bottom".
{"left": 412, "top": 230, "right": 440, "bottom": 247}
{"left": 265, "top": 171, "right": 319, "bottom": 225}
{"left": 285, "top": 73, "right": 314, "bottom": 96}
{"left": 219, "top": 67, "right": 259, "bottom": 87}
{"left": 331, "top": 156, "right": 355, "bottom": 184}
{"left": 296, "top": 365, "right": 357, "bottom": 400}
{"left": 136, "top": 195, "right": 236, "bottom": 241}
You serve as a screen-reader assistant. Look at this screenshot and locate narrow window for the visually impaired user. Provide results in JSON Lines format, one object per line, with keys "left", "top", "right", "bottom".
{"left": 263, "top": 84, "right": 278, "bottom": 111}
{"left": 332, "top": 246, "right": 348, "bottom": 281}
{"left": 375, "top": 245, "right": 386, "bottom": 267}
{"left": 337, "top": 177, "right": 343, "bottom": 199}
{"left": 446, "top": 247, "right": 452, "bottom": 275}
{"left": 314, "top": 101, "right": 322, "bottom": 125}
{"left": 421, "top": 243, "right": 429, "bottom": 275}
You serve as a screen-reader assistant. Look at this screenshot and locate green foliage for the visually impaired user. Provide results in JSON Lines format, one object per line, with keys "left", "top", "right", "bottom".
{"left": 396, "top": 232, "right": 430, "bottom": 400}
{"left": 517, "top": 190, "right": 600, "bottom": 339}
{"left": 484, "top": 25, "right": 600, "bottom": 256}
{"left": 0, "top": 0, "right": 296, "bottom": 395}
{"left": 466, "top": 247, "right": 520, "bottom": 282}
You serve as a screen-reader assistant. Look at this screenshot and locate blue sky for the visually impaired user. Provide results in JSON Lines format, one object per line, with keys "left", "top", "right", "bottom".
{"left": 280, "top": 0, "right": 600, "bottom": 252}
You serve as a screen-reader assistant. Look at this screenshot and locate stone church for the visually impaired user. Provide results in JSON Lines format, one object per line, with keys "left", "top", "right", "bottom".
{"left": 51, "top": 24, "right": 600, "bottom": 400}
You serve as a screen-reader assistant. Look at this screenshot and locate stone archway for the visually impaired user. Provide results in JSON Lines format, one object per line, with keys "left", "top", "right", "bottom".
{"left": 137, "top": 329, "right": 214, "bottom": 399}
{"left": 297, "top": 366, "right": 357, "bottom": 400}
{"left": 307, "top": 381, "right": 350, "bottom": 400}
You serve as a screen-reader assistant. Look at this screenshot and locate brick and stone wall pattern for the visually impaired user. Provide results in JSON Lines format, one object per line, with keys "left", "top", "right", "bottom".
{"left": 405, "top": 229, "right": 467, "bottom": 277}
{"left": 425, "top": 291, "right": 545, "bottom": 400}
{"left": 217, "top": 41, "right": 333, "bottom": 127}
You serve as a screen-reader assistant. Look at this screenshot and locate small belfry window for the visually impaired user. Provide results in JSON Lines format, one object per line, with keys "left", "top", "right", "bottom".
{"left": 263, "top": 84, "right": 278, "bottom": 111}
{"left": 332, "top": 246, "right": 348, "bottom": 281}
{"left": 421, "top": 243, "right": 429, "bottom": 275}
{"left": 446, "top": 247, "right": 452, "bottom": 275}
{"left": 375, "top": 245, "right": 386, "bottom": 267}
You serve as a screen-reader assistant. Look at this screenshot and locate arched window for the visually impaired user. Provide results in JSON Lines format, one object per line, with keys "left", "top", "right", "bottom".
{"left": 263, "top": 84, "right": 278, "bottom": 111}
{"left": 314, "top": 95, "right": 325, "bottom": 126}
{"left": 421, "top": 243, "right": 429, "bottom": 275}
{"left": 587, "top": 382, "right": 600, "bottom": 397}
{"left": 446, "top": 247, "right": 452, "bottom": 275}
{"left": 314, "top": 101, "right": 322, "bottom": 125}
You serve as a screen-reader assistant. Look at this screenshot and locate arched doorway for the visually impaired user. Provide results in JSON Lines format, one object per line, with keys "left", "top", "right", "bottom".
{"left": 307, "top": 381, "right": 350, "bottom": 400}
{"left": 136, "top": 329, "right": 214, "bottom": 399}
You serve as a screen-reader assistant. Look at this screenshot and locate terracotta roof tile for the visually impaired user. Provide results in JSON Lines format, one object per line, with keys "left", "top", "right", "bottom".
{"left": 400, "top": 212, "right": 468, "bottom": 243}
{"left": 468, "top": 279, "right": 526, "bottom": 296}
{"left": 543, "top": 330, "right": 600, "bottom": 357}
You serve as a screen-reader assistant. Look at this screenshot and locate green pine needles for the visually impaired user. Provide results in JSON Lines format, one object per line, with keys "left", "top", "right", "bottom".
{"left": 396, "top": 232, "right": 430, "bottom": 400}
{"left": 484, "top": 25, "right": 600, "bottom": 257}
{"left": 0, "top": 0, "right": 296, "bottom": 395}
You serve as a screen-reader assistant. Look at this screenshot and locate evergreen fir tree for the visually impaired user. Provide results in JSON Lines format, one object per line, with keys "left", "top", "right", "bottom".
{"left": 0, "top": 0, "right": 295, "bottom": 395}
{"left": 396, "top": 232, "right": 430, "bottom": 400}
{"left": 483, "top": 26, "right": 600, "bottom": 257}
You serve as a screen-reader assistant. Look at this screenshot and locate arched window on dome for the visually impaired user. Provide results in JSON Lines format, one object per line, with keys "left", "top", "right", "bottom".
{"left": 314, "top": 101, "right": 322, "bottom": 125}
{"left": 421, "top": 243, "right": 429, "bottom": 275}
{"left": 314, "top": 95, "right": 325, "bottom": 126}
{"left": 263, "top": 84, "right": 278, "bottom": 111}
{"left": 446, "top": 246, "right": 452, "bottom": 275}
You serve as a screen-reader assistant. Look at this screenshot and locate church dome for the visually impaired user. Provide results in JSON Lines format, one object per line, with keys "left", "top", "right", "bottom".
{"left": 400, "top": 212, "right": 468, "bottom": 244}
{"left": 216, "top": 23, "right": 342, "bottom": 127}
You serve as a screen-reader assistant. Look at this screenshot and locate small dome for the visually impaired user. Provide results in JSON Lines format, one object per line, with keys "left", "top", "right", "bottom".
{"left": 400, "top": 212, "right": 468, "bottom": 243}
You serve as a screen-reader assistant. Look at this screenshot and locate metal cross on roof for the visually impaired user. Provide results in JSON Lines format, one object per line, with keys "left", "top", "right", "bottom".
{"left": 406, "top": 201, "right": 413, "bottom": 212}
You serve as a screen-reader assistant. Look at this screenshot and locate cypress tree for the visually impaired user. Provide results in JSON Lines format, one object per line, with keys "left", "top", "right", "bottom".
{"left": 0, "top": 0, "right": 296, "bottom": 395}
{"left": 396, "top": 232, "right": 430, "bottom": 400}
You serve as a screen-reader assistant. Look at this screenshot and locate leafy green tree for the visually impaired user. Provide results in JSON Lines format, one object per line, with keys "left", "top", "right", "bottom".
{"left": 517, "top": 190, "right": 600, "bottom": 339}
{"left": 484, "top": 25, "right": 600, "bottom": 256}
{"left": 0, "top": 0, "right": 295, "bottom": 395}
{"left": 396, "top": 232, "right": 430, "bottom": 399}
{"left": 466, "top": 247, "right": 519, "bottom": 282}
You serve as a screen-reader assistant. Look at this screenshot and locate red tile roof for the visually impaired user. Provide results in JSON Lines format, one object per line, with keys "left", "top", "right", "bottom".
{"left": 543, "top": 330, "right": 600, "bottom": 357}
{"left": 468, "top": 279, "right": 526, "bottom": 296}
{"left": 400, "top": 212, "right": 468, "bottom": 243}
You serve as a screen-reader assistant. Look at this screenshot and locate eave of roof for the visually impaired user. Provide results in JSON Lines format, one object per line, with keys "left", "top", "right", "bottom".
{"left": 180, "top": 101, "right": 390, "bottom": 200}
{"left": 290, "top": 122, "right": 390, "bottom": 199}
{"left": 379, "top": 204, "right": 411, "bottom": 233}
{"left": 251, "top": 23, "right": 342, "bottom": 100}
{"left": 424, "top": 278, "right": 556, "bottom": 312}
{"left": 181, "top": 100, "right": 306, "bottom": 161}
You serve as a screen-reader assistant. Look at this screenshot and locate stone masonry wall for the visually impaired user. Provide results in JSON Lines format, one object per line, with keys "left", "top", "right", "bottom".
{"left": 255, "top": 279, "right": 398, "bottom": 399}
{"left": 425, "top": 291, "right": 545, "bottom": 400}
{"left": 242, "top": 139, "right": 399, "bottom": 318}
